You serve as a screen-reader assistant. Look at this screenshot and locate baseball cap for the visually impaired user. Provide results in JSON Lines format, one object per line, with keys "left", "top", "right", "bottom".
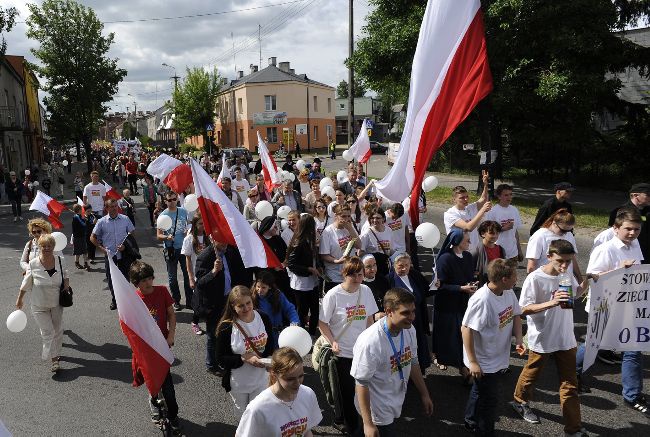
{"left": 629, "top": 182, "right": 650, "bottom": 194}
{"left": 554, "top": 182, "right": 574, "bottom": 191}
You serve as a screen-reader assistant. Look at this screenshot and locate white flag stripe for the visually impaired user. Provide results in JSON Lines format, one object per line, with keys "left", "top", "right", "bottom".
{"left": 349, "top": 119, "right": 371, "bottom": 162}
{"left": 29, "top": 190, "right": 54, "bottom": 216}
{"left": 257, "top": 132, "right": 282, "bottom": 186}
{"left": 109, "top": 256, "right": 174, "bottom": 365}
{"left": 146, "top": 153, "right": 182, "bottom": 180}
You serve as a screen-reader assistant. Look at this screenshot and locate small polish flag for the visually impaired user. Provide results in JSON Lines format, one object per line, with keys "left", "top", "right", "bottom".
{"left": 190, "top": 159, "right": 282, "bottom": 269}
{"left": 102, "top": 180, "right": 123, "bottom": 200}
{"left": 146, "top": 154, "right": 193, "bottom": 194}
{"left": 257, "top": 132, "right": 282, "bottom": 192}
{"left": 348, "top": 118, "right": 372, "bottom": 164}
{"left": 29, "top": 191, "right": 66, "bottom": 229}
{"left": 76, "top": 196, "right": 86, "bottom": 216}
{"left": 216, "top": 153, "right": 228, "bottom": 188}
{"left": 108, "top": 255, "right": 174, "bottom": 396}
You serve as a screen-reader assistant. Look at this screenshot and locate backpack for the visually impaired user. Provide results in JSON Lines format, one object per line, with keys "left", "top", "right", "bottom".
{"left": 313, "top": 343, "right": 344, "bottom": 424}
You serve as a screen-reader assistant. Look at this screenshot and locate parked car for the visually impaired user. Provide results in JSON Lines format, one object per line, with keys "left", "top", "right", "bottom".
{"left": 369, "top": 141, "right": 387, "bottom": 153}
{"left": 220, "top": 147, "right": 253, "bottom": 163}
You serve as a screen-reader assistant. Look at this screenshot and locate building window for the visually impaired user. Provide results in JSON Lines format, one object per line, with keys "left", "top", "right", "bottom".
{"left": 267, "top": 127, "right": 278, "bottom": 143}
{"left": 339, "top": 103, "right": 345, "bottom": 110}
{"left": 217, "top": 131, "right": 222, "bottom": 144}
{"left": 265, "top": 95, "right": 277, "bottom": 111}
{"left": 225, "top": 130, "right": 230, "bottom": 146}
{"left": 313, "top": 95, "right": 318, "bottom": 112}
{"left": 328, "top": 98, "right": 332, "bottom": 113}
{"left": 326, "top": 124, "right": 333, "bottom": 139}
{"left": 313, "top": 126, "right": 318, "bottom": 141}
{"left": 238, "top": 98, "right": 243, "bottom": 114}
{"left": 239, "top": 128, "right": 244, "bottom": 146}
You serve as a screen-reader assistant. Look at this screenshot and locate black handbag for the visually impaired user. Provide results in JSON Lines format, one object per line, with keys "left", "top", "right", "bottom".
{"left": 58, "top": 256, "right": 73, "bottom": 307}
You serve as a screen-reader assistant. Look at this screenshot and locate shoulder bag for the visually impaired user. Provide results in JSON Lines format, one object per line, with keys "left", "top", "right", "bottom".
{"left": 58, "top": 256, "right": 73, "bottom": 307}
{"left": 232, "top": 320, "right": 263, "bottom": 358}
{"left": 162, "top": 211, "right": 179, "bottom": 262}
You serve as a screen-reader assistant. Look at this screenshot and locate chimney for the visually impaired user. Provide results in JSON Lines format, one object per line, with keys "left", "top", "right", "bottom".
{"left": 250, "top": 65, "right": 258, "bottom": 74}
{"left": 268, "top": 56, "right": 277, "bottom": 66}
{"left": 289, "top": 68, "right": 295, "bottom": 75}
{"left": 279, "top": 61, "right": 290, "bottom": 72}
{"left": 237, "top": 70, "right": 244, "bottom": 79}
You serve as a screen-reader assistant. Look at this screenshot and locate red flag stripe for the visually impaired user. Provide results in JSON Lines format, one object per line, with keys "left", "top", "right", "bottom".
{"left": 164, "top": 164, "right": 193, "bottom": 194}
{"left": 48, "top": 215, "right": 64, "bottom": 230}
{"left": 120, "top": 320, "right": 171, "bottom": 396}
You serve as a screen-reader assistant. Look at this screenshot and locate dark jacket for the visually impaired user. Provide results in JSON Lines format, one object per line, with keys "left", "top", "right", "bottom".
{"left": 272, "top": 189, "right": 304, "bottom": 213}
{"left": 72, "top": 214, "right": 87, "bottom": 240}
{"left": 530, "top": 196, "right": 573, "bottom": 235}
{"left": 122, "top": 234, "right": 141, "bottom": 268}
{"left": 5, "top": 178, "right": 24, "bottom": 201}
{"left": 215, "top": 311, "right": 274, "bottom": 392}
{"left": 286, "top": 241, "right": 318, "bottom": 276}
{"left": 434, "top": 251, "right": 474, "bottom": 313}
{"left": 387, "top": 269, "right": 433, "bottom": 333}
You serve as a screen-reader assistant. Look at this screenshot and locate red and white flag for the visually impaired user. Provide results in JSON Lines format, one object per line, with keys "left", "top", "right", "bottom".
{"left": 29, "top": 191, "right": 66, "bottom": 229}
{"left": 348, "top": 119, "right": 372, "bottom": 164}
{"left": 102, "top": 180, "right": 123, "bottom": 201}
{"left": 146, "top": 154, "right": 193, "bottom": 194}
{"left": 109, "top": 256, "right": 174, "bottom": 396}
{"left": 374, "top": 0, "right": 493, "bottom": 226}
{"left": 257, "top": 132, "right": 282, "bottom": 192}
{"left": 190, "top": 159, "right": 282, "bottom": 269}
{"left": 216, "top": 154, "right": 228, "bottom": 188}
{"left": 76, "top": 196, "right": 86, "bottom": 216}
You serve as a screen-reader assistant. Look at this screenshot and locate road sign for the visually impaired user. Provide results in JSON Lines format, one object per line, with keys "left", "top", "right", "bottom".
{"left": 207, "top": 130, "right": 213, "bottom": 137}
{"left": 205, "top": 123, "right": 214, "bottom": 131}
{"left": 367, "top": 129, "right": 372, "bottom": 137}
{"left": 366, "top": 119, "right": 374, "bottom": 129}
{"left": 462, "top": 143, "right": 475, "bottom": 151}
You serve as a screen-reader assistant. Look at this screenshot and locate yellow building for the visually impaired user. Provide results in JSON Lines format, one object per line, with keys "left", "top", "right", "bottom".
{"left": 214, "top": 57, "right": 335, "bottom": 152}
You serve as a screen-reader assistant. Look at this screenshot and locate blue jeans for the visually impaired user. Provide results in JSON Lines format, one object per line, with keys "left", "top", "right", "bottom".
{"left": 205, "top": 311, "right": 219, "bottom": 370}
{"left": 622, "top": 351, "right": 644, "bottom": 402}
{"left": 576, "top": 343, "right": 585, "bottom": 375}
{"left": 465, "top": 371, "right": 503, "bottom": 436}
{"left": 164, "top": 247, "right": 190, "bottom": 305}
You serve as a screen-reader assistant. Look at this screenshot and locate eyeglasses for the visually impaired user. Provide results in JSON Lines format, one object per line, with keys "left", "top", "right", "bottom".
{"left": 316, "top": 205, "right": 326, "bottom": 209}
{"left": 249, "top": 194, "right": 259, "bottom": 198}
{"left": 346, "top": 200, "right": 357, "bottom": 204}
{"left": 32, "top": 229, "right": 43, "bottom": 234}
{"left": 166, "top": 198, "right": 177, "bottom": 202}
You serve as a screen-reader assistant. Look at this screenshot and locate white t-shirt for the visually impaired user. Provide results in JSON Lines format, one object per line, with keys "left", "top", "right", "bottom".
{"left": 235, "top": 385, "right": 322, "bottom": 437}
{"left": 385, "top": 212, "right": 409, "bottom": 253}
{"left": 232, "top": 178, "right": 251, "bottom": 203}
{"left": 526, "top": 228, "right": 578, "bottom": 275}
{"left": 360, "top": 226, "right": 393, "bottom": 255}
{"left": 230, "top": 311, "right": 269, "bottom": 394}
{"left": 444, "top": 203, "right": 481, "bottom": 253}
{"left": 314, "top": 216, "right": 329, "bottom": 236}
{"left": 519, "top": 268, "right": 578, "bottom": 353}
{"left": 281, "top": 227, "right": 294, "bottom": 246}
{"left": 462, "top": 285, "right": 521, "bottom": 372}
{"left": 485, "top": 204, "right": 522, "bottom": 258}
{"left": 592, "top": 227, "right": 615, "bottom": 251}
{"left": 319, "top": 284, "right": 378, "bottom": 358}
{"left": 350, "top": 319, "right": 418, "bottom": 426}
{"left": 83, "top": 182, "right": 107, "bottom": 213}
{"left": 180, "top": 234, "right": 205, "bottom": 280}
{"left": 319, "top": 224, "right": 354, "bottom": 283}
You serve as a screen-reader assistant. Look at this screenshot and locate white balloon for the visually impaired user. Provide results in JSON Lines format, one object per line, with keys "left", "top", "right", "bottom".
{"left": 32, "top": 180, "right": 39, "bottom": 187}
{"left": 6, "top": 310, "right": 27, "bottom": 333}
{"left": 62, "top": 160, "right": 69, "bottom": 167}
{"left": 28, "top": 183, "right": 33, "bottom": 190}
{"left": 156, "top": 214, "right": 173, "bottom": 231}
{"left": 319, "top": 177, "right": 333, "bottom": 190}
{"left": 255, "top": 200, "right": 274, "bottom": 220}
{"left": 280, "top": 219, "right": 288, "bottom": 230}
{"left": 296, "top": 159, "right": 306, "bottom": 171}
{"left": 183, "top": 193, "right": 199, "bottom": 212}
{"left": 288, "top": 172, "right": 296, "bottom": 182}
{"left": 415, "top": 222, "right": 441, "bottom": 249}
{"left": 342, "top": 150, "right": 354, "bottom": 161}
{"left": 336, "top": 170, "right": 348, "bottom": 184}
{"left": 24, "top": 169, "right": 30, "bottom": 176}
{"left": 422, "top": 175, "right": 439, "bottom": 192}
{"left": 52, "top": 232, "right": 68, "bottom": 251}
{"left": 278, "top": 326, "right": 313, "bottom": 357}
{"left": 321, "top": 186, "right": 335, "bottom": 199}
{"left": 249, "top": 161, "right": 256, "bottom": 170}
{"left": 277, "top": 205, "right": 292, "bottom": 220}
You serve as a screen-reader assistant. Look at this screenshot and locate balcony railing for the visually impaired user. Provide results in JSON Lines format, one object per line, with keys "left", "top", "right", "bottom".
{"left": 0, "top": 106, "right": 25, "bottom": 130}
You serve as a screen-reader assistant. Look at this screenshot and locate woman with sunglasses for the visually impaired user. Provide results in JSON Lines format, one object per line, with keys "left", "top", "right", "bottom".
{"left": 243, "top": 188, "right": 260, "bottom": 223}
{"left": 526, "top": 208, "right": 582, "bottom": 280}
{"left": 21, "top": 218, "right": 55, "bottom": 274}
{"left": 345, "top": 195, "right": 362, "bottom": 233}
{"left": 313, "top": 199, "right": 329, "bottom": 239}
{"left": 360, "top": 206, "right": 394, "bottom": 277}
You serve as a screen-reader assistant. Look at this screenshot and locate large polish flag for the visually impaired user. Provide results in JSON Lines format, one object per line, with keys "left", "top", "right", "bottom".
{"left": 102, "top": 180, "right": 123, "bottom": 200}
{"left": 374, "top": 0, "right": 493, "bottom": 225}
{"left": 29, "top": 191, "right": 66, "bottom": 229}
{"left": 109, "top": 255, "right": 174, "bottom": 396}
{"left": 146, "top": 154, "right": 193, "bottom": 194}
{"left": 257, "top": 132, "right": 282, "bottom": 192}
{"left": 190, "top": 159, "right": 282, "bottom": 269}
{"left": 348, "top": 119, "right": 372, "bottom": 164}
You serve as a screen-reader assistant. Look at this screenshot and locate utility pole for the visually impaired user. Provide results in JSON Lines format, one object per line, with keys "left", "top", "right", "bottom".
{"left": 347, "top": 0, "right": 355, "bottom": 148}
{"left": 133, "top": 100, "right": 137, "bottom": 140}
{"left": 258, "top": 24, "right": 262, "bottom": 67}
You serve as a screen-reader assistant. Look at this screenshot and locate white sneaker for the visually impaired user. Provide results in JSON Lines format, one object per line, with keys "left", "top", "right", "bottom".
{"left": 13, "top": 217, "right": 17, "bottom": 222}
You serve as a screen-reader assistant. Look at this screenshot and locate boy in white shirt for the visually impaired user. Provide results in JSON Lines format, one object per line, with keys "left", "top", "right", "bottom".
{"left": 485, "top": 184, "right": 523, "bottom": 263}
{"left": 351, "top": 288, "right": 433, "bottom": 436}
{"left": 319, "top": 205, "right": 361, "bottom": 289}
{"left": 510, "top": 240, "right": 591, "bottom": 437}
{"left": 463, "top": 259, "right": 524, "bottom": 436}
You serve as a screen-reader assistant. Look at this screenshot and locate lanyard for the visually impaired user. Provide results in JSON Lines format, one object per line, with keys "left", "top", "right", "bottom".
{"left": 382, "top": 319, "right": 405, "bottom": 381}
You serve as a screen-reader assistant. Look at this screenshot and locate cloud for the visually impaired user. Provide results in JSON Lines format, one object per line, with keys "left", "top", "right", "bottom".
{"left": 3, "top": 0, "right": 372, "bottom": 112}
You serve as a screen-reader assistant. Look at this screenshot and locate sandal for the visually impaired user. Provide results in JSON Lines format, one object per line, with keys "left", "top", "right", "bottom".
{"left": 433, "top": 358, "right": 447, "bottom": 371}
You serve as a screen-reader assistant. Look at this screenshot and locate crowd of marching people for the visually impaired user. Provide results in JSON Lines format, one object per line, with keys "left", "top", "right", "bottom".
{"left": 10, "top": 142, "right": 650, "bottom": 437}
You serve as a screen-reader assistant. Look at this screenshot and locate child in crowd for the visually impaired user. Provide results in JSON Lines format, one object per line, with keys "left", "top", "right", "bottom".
{"left": 119, "top": 189, "right": 136, "bottom": 226}
{"left": 128, "top": 261, "right": 181, "bottom": 434}
{"left": 71, "top": 204, "right": 88, "bottom": 269}
{"left": 473, "top": 220, "right": 506, "bottom": 286}
{"left": 251, "top": 271, "right": 300, "bottom": 349}
{"left": 462, "top": 259, "right": 524, "bottom": 435}
{"left": 73, "top": 171, "right": 84, "bottom": 200}
{"left": 84, "top": 205, "right": 98, "bottom": 263}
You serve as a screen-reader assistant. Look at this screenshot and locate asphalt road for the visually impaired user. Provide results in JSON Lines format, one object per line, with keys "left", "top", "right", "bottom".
{"left": 0, "top": 159, "right": 648, "bottom": 436}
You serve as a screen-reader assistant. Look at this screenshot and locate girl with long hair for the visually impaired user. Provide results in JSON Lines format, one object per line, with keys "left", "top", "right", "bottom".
{"left": 181, "top": 213, "right": 207, "bottom": 335}
{"left": 216, "top": 286, "right": 275, "bottom": 420}
{"left": 313, "top": 198, "right": 329, "bottom": 239}
{"left": 251, "top": 271, "right": 300, "bottom": 348}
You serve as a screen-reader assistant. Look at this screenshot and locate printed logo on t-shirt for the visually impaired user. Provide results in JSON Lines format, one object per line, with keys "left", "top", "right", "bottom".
{"left": 386, "top": 219, "right": 403, "bottom": 232}
{"left": 91, "top": 190, "right": 101, "bottom": 196}
{"left": 337, "top": 235, "right": 352, "bottom": 250}
{"left": 235, "top": 185, "right": 245, "bottom": 192}
{"left": 244, "top": 331, "right": 268, "bottom": 354}
{"left": 148, "top": 307, "right": 159, "bottom": 324}
{"left": 345, "top": 304, "right": 367, "bottom": 322}
{"left": 389, "top": 345, "right": 413, "bottom": 374}
{"left": 378, "top": 239, "right": 391, "bottom": 252}
{"left": 498, "top": 305, "right": 514, "bottom": 329}
{"left": 280, "top": 417, "right": 308, "bottom": 437}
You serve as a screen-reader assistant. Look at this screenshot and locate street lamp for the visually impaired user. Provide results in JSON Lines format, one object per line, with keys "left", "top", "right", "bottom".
{"left": 128, "top": 93, "right": 137, "bottom": 140}
{"left": 161, "top": 63, "right": 179, "bottom": 90}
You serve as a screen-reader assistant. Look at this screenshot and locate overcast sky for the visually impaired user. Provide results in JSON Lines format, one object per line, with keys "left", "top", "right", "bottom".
{"left": 3, "top": 0, "right": 372, "bottom": 112}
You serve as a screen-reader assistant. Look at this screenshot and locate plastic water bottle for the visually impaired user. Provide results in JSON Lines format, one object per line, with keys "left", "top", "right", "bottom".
{"left": 558, "top": 271, "right": 573, "bottom": 309}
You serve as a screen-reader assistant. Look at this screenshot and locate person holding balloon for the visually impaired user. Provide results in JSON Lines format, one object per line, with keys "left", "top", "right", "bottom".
{"left": 21, "top": 218, "right": 54, "bottom": 273}
{"left": 251, "top": 271, "right": 300, "bottom": 349}
{"left": 16, "top": 233, "right": 70, "bottom": 372}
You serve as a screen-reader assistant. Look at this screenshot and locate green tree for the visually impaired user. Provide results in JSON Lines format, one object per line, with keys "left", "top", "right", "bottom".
{"left": 0, "top": 6, "right": 18, "bottom": 57}
{"left": 171, "top": 66, "right": 222, "bottom": 153}
{"left": 351, "top": 0, "right": 650, "bottom": 183}
{"left": 336, "top": 78, "right": 368, "bottom": 99}
{"left": 26, "top": 0, "right": 126, "bottom": 172}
